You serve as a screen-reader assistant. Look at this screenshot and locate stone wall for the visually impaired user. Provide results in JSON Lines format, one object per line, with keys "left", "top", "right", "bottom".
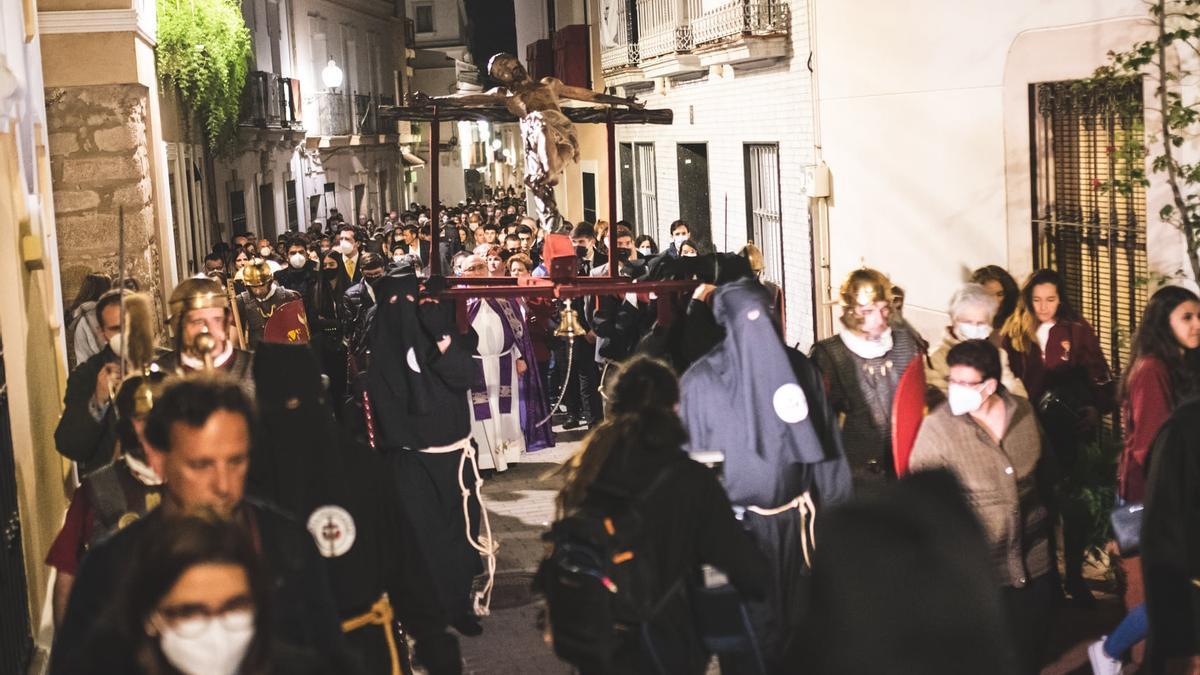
{"left": 44, "top": 83, "right": 164, "bottom": 314}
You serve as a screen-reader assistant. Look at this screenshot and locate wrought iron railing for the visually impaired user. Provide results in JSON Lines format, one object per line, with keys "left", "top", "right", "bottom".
{"left": 601, "top": 43, "right": 641, "bottom": 70}
{"left": 692, "top": 0, "right": 790, "bottom": 46}
{"left": 637, "top": 0, "right": 695, "bottom": 58}
{"left": 241, "top": 71, "right": 301, "bottom": 129}
{"left": 353, "top": 93, "right": 377, "bottom": 134}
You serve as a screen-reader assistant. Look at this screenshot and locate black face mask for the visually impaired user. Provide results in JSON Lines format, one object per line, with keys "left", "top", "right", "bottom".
{"left": 321, "top": 268, "right": 339, "bottom": 280}
{"left": 574, "top": 245, "right": 589, "bottom": 258}
{"left": 616, "top": 247, "right": 632, "bottom": 262}
{"left": 365, "top": 273, "right": 384, "bottom": 286}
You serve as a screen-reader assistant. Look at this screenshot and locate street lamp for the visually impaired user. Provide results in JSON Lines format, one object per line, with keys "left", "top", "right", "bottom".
{"left": 322, "top": 59, "right": 344, "bottom": 90}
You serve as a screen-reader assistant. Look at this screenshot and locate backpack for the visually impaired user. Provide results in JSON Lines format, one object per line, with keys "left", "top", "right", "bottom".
{"left": 535, "top": 460, "right": 687, "bottom": 672}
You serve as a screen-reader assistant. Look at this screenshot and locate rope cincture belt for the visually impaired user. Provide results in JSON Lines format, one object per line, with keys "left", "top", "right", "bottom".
{"left": 419, "top": 436, "right": 499, "bottom": 617}
{"left": 742, "top": 491, "right": 818, "bottom": 569}
{"left": 341, "top": 594, "right": 401, "bottom": 675}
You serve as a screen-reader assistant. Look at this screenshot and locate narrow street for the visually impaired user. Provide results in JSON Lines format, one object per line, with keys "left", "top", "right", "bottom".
{"left": 458, "top": 434, "right": 580, "bottom": 674}
{"left": 456, "top": 430, "right": 1129, "bottom": 675}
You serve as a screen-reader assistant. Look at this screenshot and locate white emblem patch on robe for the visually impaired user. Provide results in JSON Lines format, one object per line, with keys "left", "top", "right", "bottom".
{"left": 407, "top": 347, "right": 422, "bottom": 373}
{"left": 307, "top": 505, "right": 357, "bottom": 558}
{"left": 773, "top": 383, "right": 809, "bottom": 423}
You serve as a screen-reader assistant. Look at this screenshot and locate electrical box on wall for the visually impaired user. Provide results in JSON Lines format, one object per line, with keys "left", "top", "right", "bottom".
{"left": 805, "top": 161, "right": 831, "bottom": 198}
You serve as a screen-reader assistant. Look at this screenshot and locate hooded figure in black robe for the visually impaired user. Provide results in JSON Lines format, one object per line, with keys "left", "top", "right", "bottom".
{"left": 250, "top": 343, "right": 462, "bottom": 674}
{"left": 364, "top": 271, "right": 485, "bottom": 635}
{"left": 801, "top": 470, "right": 1018, "bottom": 675}
{"left": 1142, "top": 396, "right": 1200, "bottom": 669}
{"left": 680, "top": 278, "right": 852, "bottom": 673}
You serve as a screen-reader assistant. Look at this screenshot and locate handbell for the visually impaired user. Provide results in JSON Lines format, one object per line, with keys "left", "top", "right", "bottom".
{"left": 553, "top": 305, "right": 587, "bottom": 339}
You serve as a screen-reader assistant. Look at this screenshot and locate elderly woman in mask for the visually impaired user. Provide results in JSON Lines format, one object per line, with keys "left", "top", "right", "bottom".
{"left": 64, "top": 511, "right": 320, "bottom": 675}
{"left": 927, "top": 283, "right": 1026, "bottom": 400}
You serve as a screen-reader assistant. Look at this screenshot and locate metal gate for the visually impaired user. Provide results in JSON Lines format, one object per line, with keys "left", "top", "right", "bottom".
{"left": 0, "top": 344, "right": 33, "bottom": 675}
{"left": 1031, "top": 79, "right": 1147, "bottom": 376}
{"left": 745, "top": 143, "right": 784, "bottom": 287}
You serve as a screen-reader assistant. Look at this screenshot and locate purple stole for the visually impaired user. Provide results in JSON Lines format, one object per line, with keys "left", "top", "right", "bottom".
{"left": 469, "top": 298, "right": 519, "bottom": 421}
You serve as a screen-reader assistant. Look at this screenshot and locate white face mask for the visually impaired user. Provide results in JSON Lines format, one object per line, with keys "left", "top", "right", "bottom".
{"left": 392, "top": 254, "right": 406, "bottom": 264}
{"left": 259, "top": 246, "right": 272, "bottom": 257}
{"left": 337, "top": 240, "right": 354, "bottom": 255}
{"left": 108, "top": 332, "right": 124, "bottom": 358}
{"left": 157, "top": 610, "right": 254, "bottom": 675}
{"left": 672, "top": 235, "right": 687, "bottom": 248}
{"left": 947, "top": 383, "right": 985, "bottom": 416}
{"left": 288, "top": 253, "right": 307, "bottom": 269}
{"left": 955, "top": 322, "right": 993, "bottom": 341}
{"left": 638, "top": 247, "right": 653, "bottom": 257}
{"left": 682, "top": 252, "right": 697, "bottom": 258}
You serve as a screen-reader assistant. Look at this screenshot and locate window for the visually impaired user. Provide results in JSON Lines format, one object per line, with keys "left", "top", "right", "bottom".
{"left": 676, "top": 143, "right": 711, "bottom": 250}
{"left": 744, "top": 143, "right": 783, "bottom": 287}
{"left": 258, "top": 183, "right": 277, "bottom": 239}
{"left": 582, "top": 171, "right": 597, "bottom": 223}
{"left": 230, "top": 190, "right": 247, "bottom": 232}
{"left": 619, "top": 143, "right": 635, "bottom": 226}
{"left": 414, "top": 3, "right": 434, "bottom": 33}
{"left": 1031, "top": 78, "right": 1147, "bottom": 378}
{"left": 285, "top": 180, "right": 298, "bottom": 231}
{"left": 633, "top": 142, "right": 657, "bottom": 236}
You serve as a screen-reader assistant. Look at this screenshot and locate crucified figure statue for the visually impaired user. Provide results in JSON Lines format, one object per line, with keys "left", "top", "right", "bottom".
{"left": 416, "top": 53, "right": 641, "bottom": 231}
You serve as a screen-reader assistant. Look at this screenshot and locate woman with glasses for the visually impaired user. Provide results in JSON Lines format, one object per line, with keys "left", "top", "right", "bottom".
{"left": 63, "top": 511, "right": 315, "bottom": 675}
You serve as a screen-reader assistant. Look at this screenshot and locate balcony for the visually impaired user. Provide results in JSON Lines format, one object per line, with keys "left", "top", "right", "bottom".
{"left": 692, "top": 0, "right": 791, "bottom": 68}
{"left": 240, "top": 71, "right": 303, "bottom": 131}
{"left": 307, "top": 92, "right": 398, "bottom": 148}
{"left": 314, "top": 91, "right": 351, "bottom": 136}
{"left": 600, "top": 0, "right": 790, "bottom": 84}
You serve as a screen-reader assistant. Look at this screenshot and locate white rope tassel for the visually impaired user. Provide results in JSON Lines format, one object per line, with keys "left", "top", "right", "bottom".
{"left": 746, "top": 491, "right": 818, "bottom": 569}
{"left": 458, "top": 443, "right": 499, "bottom": 616}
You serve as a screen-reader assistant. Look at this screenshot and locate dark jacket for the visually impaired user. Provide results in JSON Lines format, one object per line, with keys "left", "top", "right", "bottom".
{"left": 1142, "top": 396, "right": 1200, "bottom": 663}
{"left": 54, "top": 347, "right": 119, "bottom": 475}
{"left": 50, "top": 499, "right": 357, "bottom": 675}
{"left": 583, "top": 445, "right": 768, "bottom": 674}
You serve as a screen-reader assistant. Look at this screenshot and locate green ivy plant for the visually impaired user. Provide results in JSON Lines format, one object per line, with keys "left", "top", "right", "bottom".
{"left": 156, "top": 0, "right": 251, "bottom": 154}
{"left": 1086, "top": 0, "right": 1200, "bottom": 281}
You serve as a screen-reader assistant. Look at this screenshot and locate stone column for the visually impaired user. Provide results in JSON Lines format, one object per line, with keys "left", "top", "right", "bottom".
{"left": 44, "top": 84, "right": 165, "bottom": 313}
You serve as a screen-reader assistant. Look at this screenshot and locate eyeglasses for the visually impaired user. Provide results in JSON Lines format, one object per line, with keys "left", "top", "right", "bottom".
{"left": 154, "top": 596, "right": 254, "bottom": 637}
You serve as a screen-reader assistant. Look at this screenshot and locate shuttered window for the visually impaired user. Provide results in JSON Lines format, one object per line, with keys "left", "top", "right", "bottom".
{"left": 1031, "top": 78, "right": 1147, "bottom": 376}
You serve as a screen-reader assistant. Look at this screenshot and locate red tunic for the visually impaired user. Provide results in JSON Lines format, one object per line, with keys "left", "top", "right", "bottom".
{"left": 45, "top": 488, "right": 95, "bottom": 576}
{"left": 1119, "top": 356, "right": 1173, "bottom": 502}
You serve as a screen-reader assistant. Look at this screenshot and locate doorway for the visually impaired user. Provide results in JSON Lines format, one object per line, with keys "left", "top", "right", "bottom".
{"left": 619, "top": 142, "right": 635, "bottom": 228}
{"left": 258, "top": 183, "right": 277, "bottom": 239}
{"left": 676, "top": 143, "right": 711, "bottom": 251}
{"left": 582, "top": 171, "right": 597, "bottom": 223}
{"left": 744, "top": 143, "right": 783, "bottom": 287}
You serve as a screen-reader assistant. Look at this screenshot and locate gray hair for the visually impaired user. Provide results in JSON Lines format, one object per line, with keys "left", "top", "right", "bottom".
{"left": 948, "top": 283, "right": 999, "bottom": 322}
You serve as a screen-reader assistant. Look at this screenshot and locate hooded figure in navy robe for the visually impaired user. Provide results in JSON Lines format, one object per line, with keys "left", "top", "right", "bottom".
{"left": 680, "top": 277, "right": 852, "bottom": 673}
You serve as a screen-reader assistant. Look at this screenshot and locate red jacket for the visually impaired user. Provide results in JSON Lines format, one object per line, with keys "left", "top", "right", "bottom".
{"left": 1119, "top": 356, "right": 1173, "bottom": 502}
{"left": 1004, "top": 318, "right": 1114, "bottom": 412}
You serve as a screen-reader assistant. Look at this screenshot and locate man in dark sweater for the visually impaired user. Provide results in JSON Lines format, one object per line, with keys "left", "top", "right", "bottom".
{"left": 50, "top": 376, "right": 355, "bottom": 675}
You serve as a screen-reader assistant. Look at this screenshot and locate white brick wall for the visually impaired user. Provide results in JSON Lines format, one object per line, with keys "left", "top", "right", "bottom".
{"left": 609, "top": 1, "right": 817, "bottom": 347}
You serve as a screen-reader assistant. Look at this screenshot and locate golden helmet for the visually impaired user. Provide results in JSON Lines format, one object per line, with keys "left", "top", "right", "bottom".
{"left": 241, "top": 260, "right": 274, "bottom": 288}
{"left": 739, "top": 242, "right": 765, "bottom": 273}
{"left": 837, "top": 267, "right": 894, "bottom": 329}
{"left": 167, "top": 277, "right": 228, "bottom": 338}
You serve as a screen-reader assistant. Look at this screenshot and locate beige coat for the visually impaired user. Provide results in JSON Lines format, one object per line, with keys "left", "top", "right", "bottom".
{"left": 926, "top": 330, "right": 1027, "bottom": 399}
{"left": 909, "top": 392, "right": 1051, "bottom": 587}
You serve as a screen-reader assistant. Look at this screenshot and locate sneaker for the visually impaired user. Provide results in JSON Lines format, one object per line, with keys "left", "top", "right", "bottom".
{"left": 1088, "top": 638, "right": 1122, "bottom": 675}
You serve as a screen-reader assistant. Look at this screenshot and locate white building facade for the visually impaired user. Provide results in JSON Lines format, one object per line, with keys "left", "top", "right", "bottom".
{"left": 206, "top": 0, "right": 409, "bottom": 244}
{"left": 811, "top": 0, "right": 1200, "bottom": 374}
{"left": 597, "top": 0, "right": 817, "bottom": 347}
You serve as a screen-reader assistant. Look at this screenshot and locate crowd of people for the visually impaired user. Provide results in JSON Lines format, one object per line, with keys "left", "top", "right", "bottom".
{"left": 46, "top": 190, "right": 1200, "bottom": 675}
